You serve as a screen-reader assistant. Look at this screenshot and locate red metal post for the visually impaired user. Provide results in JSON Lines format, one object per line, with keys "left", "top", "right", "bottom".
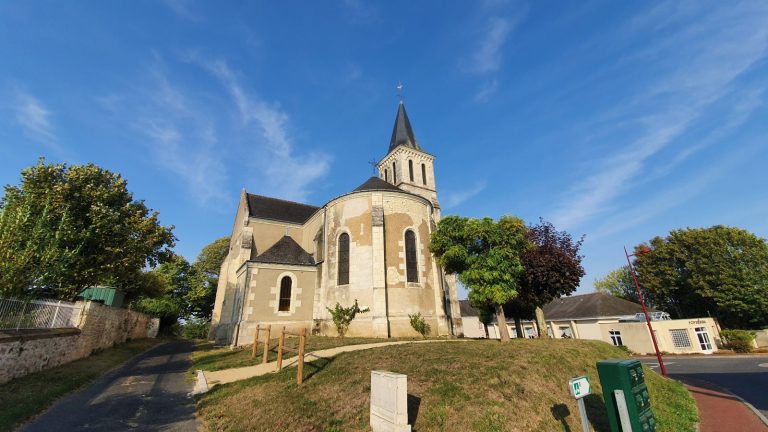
{"left": 625, "top": 246, "right": 667, "bottom": 376}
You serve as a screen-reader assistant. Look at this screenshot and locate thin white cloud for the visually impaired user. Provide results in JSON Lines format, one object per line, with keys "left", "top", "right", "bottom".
{"left": 466, "top": 17, "right": 514, "bottom": 75}
{"left": 551, "top": 0, "right": 768, "bottom": 230}
{"left": 444, "top": 181, "right": 487, "bottom": 208}
{"left": 162, "top": 0, "right": 199, "bottom": 21}
{"left": 14, "top": 90, "right": 57, "bottom": 147}
{"left": 474, "top": 79, "right": 499, "bottom": 103}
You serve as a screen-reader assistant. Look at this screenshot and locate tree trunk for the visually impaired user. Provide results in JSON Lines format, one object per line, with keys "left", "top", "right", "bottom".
{"left": 514, "top": 316, "right": 524, "bottom": 338}
{"left": 496, "top": 304, "right": 511, "bottom": 342}
{"left": 483, "top": 323, "right": 490, "bottom": 339}
{"left": 535, "top": 306, "right": 549, "bottom": 339}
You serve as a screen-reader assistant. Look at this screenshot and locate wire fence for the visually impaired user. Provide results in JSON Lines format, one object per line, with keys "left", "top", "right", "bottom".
{"left": 0, "top": 298, "right": 83, "bottom": 330}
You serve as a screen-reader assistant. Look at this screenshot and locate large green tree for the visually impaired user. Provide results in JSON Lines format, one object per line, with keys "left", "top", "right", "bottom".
{"left": 593, "top": 266, "right": 641, "bottom": 303}
{"left": 0, "top": 160, "right": 175, "bottom": 300}
{"left": 189, "top": 236, "right": 230, "bottom": 319}
{"left": 507, "top": 219, "right": 585, "bottom": 338}
{"left": 430, "top": 215, "right": 529, "bottom": 341}
{"left": 634, "top": 225, "right": 768, "bottom": 329}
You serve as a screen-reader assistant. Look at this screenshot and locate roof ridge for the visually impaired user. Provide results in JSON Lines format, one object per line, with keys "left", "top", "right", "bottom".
{"left": 246, "top": 192, "right": 319, "bottom": 209}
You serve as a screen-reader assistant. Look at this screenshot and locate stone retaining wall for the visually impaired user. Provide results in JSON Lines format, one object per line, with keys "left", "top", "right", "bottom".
{"left": 0, "top": 301, "right": 159, "bottom": 384}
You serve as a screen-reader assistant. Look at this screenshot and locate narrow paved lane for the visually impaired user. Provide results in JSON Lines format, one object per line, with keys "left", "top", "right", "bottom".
{"left": 22, "top": 340, "right": 199, "bottom": 432}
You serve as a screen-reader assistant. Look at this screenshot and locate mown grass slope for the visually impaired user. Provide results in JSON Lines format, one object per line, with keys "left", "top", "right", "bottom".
{"left": 195, "top": 339, "right": 697, "bottom": 432}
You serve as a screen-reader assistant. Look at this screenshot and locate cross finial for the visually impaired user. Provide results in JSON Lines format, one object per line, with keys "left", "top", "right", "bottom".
{"left": 367, "top": 158, "right": 379, "bottom": 175}
{"left": 396, "top": 81, "right": 404, "bottom": 104}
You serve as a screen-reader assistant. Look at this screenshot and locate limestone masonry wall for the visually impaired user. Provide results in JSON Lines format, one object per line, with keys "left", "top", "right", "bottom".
{"left": 0, "top": 301, "right": 159, "bottom": 384}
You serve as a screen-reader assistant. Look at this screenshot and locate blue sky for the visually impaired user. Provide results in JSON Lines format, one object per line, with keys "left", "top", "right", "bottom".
{"left": 2, "top": 1, "right": 767, "bottom": 298}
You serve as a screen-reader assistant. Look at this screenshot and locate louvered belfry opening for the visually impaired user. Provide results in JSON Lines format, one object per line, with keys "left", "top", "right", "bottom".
{"left": 338, "top": 233, "right": 350, "bottom": 285}
{"left": 405, "top": 230, "right": 418, "bottom": 283}
{"left": 279, "top": 276, "right": 292, "bottom": 311}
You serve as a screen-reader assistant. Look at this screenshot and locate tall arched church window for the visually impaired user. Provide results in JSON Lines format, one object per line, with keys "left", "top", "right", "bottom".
{"left": 338, "top": 233, "right": 350, "bottom": 285}
{"left": 421, "top": 163, "right": 427, "bottom": 186}
{"left": 279, "top": 276, "right": 292, "bottom": 311}
{"left": 405, "top": 230, "right": 418, "bottom": 283}
{"left": 384, "top": 169, "right": 388, "bottom": 183}
{"left": 392, "top": 162, "right": 397, "bottom": 183}
{"left": 408, "top": 160, "right": 414, "bottom": 182}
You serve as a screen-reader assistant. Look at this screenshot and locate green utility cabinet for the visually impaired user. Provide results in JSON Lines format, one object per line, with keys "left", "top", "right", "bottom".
{"left": 597, "top": 360, "right": 656, "bottom": 432}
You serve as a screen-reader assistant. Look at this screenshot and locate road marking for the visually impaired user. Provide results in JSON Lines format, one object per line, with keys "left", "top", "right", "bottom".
{"left": 759, "top": 363, "right": 768, "bottom": 368}
{"left": 643, "top": 362, "right": 675, "bottom": 369}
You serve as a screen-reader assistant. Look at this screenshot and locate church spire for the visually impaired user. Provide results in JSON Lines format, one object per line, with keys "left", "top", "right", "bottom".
{"left": 388, "top": 102, "right": 421, "bottom": 153}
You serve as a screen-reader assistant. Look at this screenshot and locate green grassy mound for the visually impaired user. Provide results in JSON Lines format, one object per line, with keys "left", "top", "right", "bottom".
{"left": 195, "top": 339, "right": 697, "bottom": 432}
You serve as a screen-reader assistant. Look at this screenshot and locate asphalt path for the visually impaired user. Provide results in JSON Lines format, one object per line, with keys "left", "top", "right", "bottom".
{"left": 21, "top": 340, "right": 200, "bottom": 432}
{"left": 640, "top": 355, "right": 768, "bottom": 419}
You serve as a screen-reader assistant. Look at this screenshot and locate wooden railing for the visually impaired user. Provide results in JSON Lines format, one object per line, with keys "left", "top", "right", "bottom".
{"left": 276, "top": 327, "right": 307, "bottom": 385}
{"left": 251, "top": 324, "right": 272, "bottom": 364}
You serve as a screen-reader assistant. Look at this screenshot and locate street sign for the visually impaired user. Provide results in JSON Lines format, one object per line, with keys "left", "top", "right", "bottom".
{"left": 569, "top": 376, "right": 591, "bottom": 399}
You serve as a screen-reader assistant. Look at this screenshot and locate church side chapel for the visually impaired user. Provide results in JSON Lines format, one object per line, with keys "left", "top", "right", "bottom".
{"left": 210, "top": 101, "right": 464, "bottom": 346}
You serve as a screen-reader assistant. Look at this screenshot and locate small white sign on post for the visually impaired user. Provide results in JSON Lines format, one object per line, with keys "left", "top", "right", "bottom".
{"left": 569, "top": 376, "right": 592, "bottom": 432}
{"left": 370, "top": 371, "right": 411, "bottom": 432}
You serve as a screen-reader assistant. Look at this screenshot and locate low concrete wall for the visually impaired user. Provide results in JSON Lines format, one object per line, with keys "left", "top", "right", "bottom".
{"left": 0, "top": 301, "right": 159, "bottom": 384}
{"left": 755, "top": 330, "right": 768, "bottom": 348}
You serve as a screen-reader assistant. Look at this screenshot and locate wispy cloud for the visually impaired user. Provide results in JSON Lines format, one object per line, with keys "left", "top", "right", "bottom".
{"left": 551, "top": 0, "right": 768, "bottom": 230}
{"left": 14, "top": 90, "right": 56, "bottom": 146}
{"left": 162, "top": 0, "right": 199, "bottom": 21}
{"left": 444, "top": 181, "right": 487, "bottom": 208}
{"left": 474, "top": 79, "right": 499, "bottom": 103}
{"left": 466, "top": 17, "right": 514, "bottom": 75}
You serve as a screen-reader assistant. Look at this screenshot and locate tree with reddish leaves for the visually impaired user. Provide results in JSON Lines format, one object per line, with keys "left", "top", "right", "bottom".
{"left": 507, "top": 219, "right": 585, "bottom": 338}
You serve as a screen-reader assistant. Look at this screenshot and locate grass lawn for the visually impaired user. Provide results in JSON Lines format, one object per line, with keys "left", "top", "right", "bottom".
{"left": 190, "top": 336, "right": 439, "bottom": 374}
{"left": 195, "top": 339, "right": 698, "bottom": 432}
{"left": 0, "top": 338, "right": 163, "bottom": 432}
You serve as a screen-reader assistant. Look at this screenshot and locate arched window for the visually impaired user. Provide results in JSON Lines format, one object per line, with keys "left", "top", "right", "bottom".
{"left": 392, "top": 161, "right": 397, "bottom": 183}
{"left": 384, "top": 169, "right": 388, "bottom": 183}
{"left": 338, "top": 233, "right": 350, "bottom": 285}
{"left": 279, "top": 276, "right": 292, "bottom": 311}
{"left": 405, "top": 230, "right": 418, "bottom": 283}
{"left": 421, "top": 163, "right": 427, "bottom": 186}
{"left": 408, "top": 160, "right": 414, "bottom": 182}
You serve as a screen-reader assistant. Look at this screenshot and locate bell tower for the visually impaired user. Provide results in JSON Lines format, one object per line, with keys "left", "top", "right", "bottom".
{"left": 376, "top": 102, "right": 441, "bottom": 217}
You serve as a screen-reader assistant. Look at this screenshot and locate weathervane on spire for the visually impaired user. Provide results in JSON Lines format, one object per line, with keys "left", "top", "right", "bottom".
{"left": 367, "top": 158, "right": 379, "bottom": 175}
{"left": 396, "top": 81, "right": 404, "bottom": 103}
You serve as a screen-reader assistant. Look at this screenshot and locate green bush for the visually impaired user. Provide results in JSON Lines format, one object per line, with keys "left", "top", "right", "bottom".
{"left": 182, "top": 318, "right": 211, "bottom": 339}
{"left": 721, "top": 329, "right": 755, "bottom": 353}
{"left": 326, "top": 299, "right": 369, "bottom": 338}
{"left": 408, "top": 312, "right": 431, "bottom": 338}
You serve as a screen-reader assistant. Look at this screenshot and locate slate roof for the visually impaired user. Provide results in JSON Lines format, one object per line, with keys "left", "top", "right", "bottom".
{"left": 542, "top": 292, "right": 650, "bottom": 320}
{"left": 459, "top": 300, "right": 480, "bottom": 317}
{"left": 252, "top": 236, "right": 315, "bottom": 266}
{"left": 388, "top": 102, "right": 421, "bottom": 152}
{"left": 353, "top": 176, "right": 403, "bottom": 192}
{"left": 246, "top": 193, "right": 319, "bottom": 224}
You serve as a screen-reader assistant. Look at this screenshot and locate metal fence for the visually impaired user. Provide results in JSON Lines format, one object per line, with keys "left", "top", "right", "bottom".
{"left": 0, "top": 298, "right": 83, "bottom": 330}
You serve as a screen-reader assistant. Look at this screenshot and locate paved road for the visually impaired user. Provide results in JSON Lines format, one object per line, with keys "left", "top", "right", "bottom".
{"left": 640, "top": 356, "right": 768, "bottom": 419}
{"left": 22, "top": 340, "right": 200, "bottom": 432}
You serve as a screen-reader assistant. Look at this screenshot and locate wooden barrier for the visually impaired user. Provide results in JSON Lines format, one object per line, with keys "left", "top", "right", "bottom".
{"left": 251, "top": 324, "right": 272, "bottom": 364}
{"left": 276, "top": 327, "right": 307, "bottom": 384}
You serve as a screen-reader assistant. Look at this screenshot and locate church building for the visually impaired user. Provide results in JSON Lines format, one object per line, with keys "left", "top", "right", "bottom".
{"left": 210, "top": 102, "right": 464, "bottom": 345}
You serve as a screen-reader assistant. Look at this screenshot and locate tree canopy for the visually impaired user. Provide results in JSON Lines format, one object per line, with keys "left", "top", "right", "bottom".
{"left": 0, "top": 160, "right": 175, "bottom": 300}
{"left": 593, "top": 266, "right": 641, "bottom": 303}
{"left": 430, "top": 215, "right": 528, "bottom": 341}
{"left": 634, "top": 225, "right": 768, "bottom": 329}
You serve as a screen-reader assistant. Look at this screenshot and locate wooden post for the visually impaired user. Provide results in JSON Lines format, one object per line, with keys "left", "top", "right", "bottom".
{"left": 262, "top": 325, "right": 271, "bottom": 364}
{"left": 297, "top": 328, "right": 306, "bottom": 385}
{"left": 252, "top": 325, "right": 261, "bottom": 358}
{"left": 276, "top": 326, "right": 285, "bottom": 371}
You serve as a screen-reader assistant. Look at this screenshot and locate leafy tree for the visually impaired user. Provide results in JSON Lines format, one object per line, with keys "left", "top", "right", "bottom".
{"left": 189, "top": 236, "right": 230, "bottom": 319}
{"left": 408, "top": 312, "right": 431, "bottom": 338}
{"left": 326, "top": 299, "right": 369, "bottom": 338}
{"left": 430, "top": 215, "right": 528, "bottom": 341}
{"left": 634, "top": 225, "right": 768, "bottom": 329}
{"left": 0, "top": 160, "right": 175, "bottom": 300}
{"left": 594, "top": 266, "right": 640, "bottom": 303}
{"left": 506, "top": 219, "right": 585, "bottom": 338}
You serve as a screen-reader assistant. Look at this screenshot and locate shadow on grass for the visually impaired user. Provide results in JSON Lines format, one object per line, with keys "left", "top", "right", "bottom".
{"left": 550, "top": 403, "right": 571, "bottom": 432}
{"left": 408, "top": 394, "right": 421, "bottom": 425}
{"left": 584, "top": 393, "right": 610, "bottom": 432}
{"left": 302, "top": 356, "right": 336, "bottom": 382}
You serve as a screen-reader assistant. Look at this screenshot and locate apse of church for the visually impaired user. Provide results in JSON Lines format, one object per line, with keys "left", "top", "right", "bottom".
{"left": 210, "top": 102, "right": 463, "bottom": 346}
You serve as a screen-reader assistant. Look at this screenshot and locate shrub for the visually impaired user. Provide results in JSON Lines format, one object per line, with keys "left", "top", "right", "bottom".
{"left": 409, "top": 312, "right": 431, "bottom": 338}
{"left": 326, "top": 299, "right": 369, "bottom": 338}
{"left": 182, "top": 318, "right": 211, "bottom": 339}
{"left": 721, "top": 329, "right": 756, "bottom": 353}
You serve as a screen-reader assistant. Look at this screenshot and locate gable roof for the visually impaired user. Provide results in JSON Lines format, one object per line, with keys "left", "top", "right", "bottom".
{"left": 353, "top": 176, "right": 402, "bottom": 192}
{"left": 252, "top": 236, "right": 315, "bottom": 266}
{"left": 459, "top": 300, "right": 480, "bottom": 317}
{"left": 542, "top": 292, "right": 649, "bottom": 320}
{"left": 388, "top": 102, "right": 421, "bottom": 152}
{"left": 246, "top": 193, "right": 319, "bottom": 224}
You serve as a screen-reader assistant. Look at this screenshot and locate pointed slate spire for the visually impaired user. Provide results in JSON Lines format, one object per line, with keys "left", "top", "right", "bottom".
{"left": 388, "top": 102, "right": 421, "bottom": 152}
